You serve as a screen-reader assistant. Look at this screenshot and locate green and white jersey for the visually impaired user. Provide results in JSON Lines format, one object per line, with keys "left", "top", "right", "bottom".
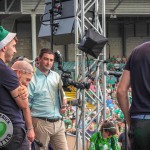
{"left": 89, "top": 131, "right": 120, "bottom": 150}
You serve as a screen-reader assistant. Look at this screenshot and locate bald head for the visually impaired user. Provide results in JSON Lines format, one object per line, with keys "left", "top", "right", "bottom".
{"left": 12, "top": 60, "right": 34, "bottom": 74}
{"left": 12, "top": 61, "right": 34, "bottom": 86}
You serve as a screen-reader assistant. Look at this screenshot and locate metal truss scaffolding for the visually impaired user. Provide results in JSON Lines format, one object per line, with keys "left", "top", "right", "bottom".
{"left": 74, "top": 0, "right": 107, "bottom": 150}
{"left": 0, "top": 0, "right": 21, "bottom": 13}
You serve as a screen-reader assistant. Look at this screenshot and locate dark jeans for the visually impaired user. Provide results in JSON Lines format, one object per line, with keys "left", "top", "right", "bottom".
{"left": 129, "top": 119, "right": 150, "bottom": 150}
{"left": 0, "top": 127, "right": 29, "bottom": 150}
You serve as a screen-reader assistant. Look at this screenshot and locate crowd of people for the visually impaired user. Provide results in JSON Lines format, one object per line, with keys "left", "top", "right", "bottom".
{"left": 62, "top": 55, "right": 130, "bottom": 150}
{"left": 1, "top": 25, "right": 149, "bottom": 150}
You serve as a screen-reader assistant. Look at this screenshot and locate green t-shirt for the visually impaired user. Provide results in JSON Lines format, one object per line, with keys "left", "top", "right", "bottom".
{"left": 113, "top": 108, "right": 121, "bottom": 115}
{"left": 89, "top": 131, "right": 120, "bottom": 150}
{"left": 106, "top": 113, "right": 111, "bottom": 120}
{"left": 118, "top": 112, "right": 124, "bottom": 120}
{"left": 107, "top": 63, "right": 114, "bottom": 70}
{"left": 107, "top": 76, "right": 116, "bottom": 85}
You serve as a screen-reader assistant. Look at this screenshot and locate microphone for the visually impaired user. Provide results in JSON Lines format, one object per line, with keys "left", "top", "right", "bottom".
{"left": 104, "top": 71, "right": 122, "bottom": 77}
{"left": 34, "top": 139, "right": 43, "bottom": 147}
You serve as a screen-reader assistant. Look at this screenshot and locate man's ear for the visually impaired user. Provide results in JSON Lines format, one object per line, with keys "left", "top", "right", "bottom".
{"left": 1, "top": 46, "right": 7, "bottom": 52}
{"left": 108, "top": 131, "right": 112, "bottom": 136}
{"left": 16, "top": 70, "right": 22, "bottom": 79}
{"left": 38, "top": 57, "right": 41, "bottom": 62}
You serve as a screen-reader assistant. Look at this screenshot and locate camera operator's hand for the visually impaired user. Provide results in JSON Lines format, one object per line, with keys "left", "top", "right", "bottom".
{"left": 60, "top": 105, "right": 67, "bottom": 114}
{"left": 60, "top": 98, "right": 67, "bottom": 114}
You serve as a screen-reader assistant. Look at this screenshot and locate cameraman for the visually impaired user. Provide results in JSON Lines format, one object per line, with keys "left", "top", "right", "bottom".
{"left": 28, "top": 48, "right": 68, "bottom": 150}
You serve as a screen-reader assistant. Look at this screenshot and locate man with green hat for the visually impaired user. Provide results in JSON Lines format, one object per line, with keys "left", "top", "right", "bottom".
{"left": 0, "top": 26, "right": 34, "bottom": 149}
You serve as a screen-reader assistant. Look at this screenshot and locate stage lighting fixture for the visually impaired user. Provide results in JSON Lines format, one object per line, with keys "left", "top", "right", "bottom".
{"left": 78, "top": 29, "right": 108, "bottom": 58}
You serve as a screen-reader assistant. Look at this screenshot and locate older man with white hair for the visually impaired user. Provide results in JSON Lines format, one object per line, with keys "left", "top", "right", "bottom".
{"left": 12, "top": 60, "right": 34, "bottom": 87}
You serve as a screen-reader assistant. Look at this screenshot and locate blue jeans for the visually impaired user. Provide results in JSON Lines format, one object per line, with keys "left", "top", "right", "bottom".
{"left": 129, "top": 118, "right": 150, "bottom": 150}
{"left": 1, "top": 127, "right": 29, "bottom": 150}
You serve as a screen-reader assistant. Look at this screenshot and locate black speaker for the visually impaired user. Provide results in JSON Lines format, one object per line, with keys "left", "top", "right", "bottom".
{"left": 78, "top": 29, "right": 108, "bottom": 58}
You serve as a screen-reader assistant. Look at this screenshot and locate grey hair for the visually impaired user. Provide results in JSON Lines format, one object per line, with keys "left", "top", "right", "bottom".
{"left": 11, "top": 60, "right": 34, "bottom": 74}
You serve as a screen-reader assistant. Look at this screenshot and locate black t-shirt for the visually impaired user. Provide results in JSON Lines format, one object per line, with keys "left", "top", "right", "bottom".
{"left": 124, "top": 41, "right": 150, "bottom": 115}
{"left": 0, "top": 59, "right": 25, "bottom": 127}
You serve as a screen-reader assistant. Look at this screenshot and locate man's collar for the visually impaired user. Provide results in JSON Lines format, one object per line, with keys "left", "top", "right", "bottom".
{"left": 36, "top": 67, "right": 51, "bottom": 76}
{"left": 0, "top": 58, "right": 4, "bottom": 64}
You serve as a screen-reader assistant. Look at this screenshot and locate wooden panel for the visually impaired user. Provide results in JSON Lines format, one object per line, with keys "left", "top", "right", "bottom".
{"left": 66, "top": 134, "right": 82, "bottom": 150}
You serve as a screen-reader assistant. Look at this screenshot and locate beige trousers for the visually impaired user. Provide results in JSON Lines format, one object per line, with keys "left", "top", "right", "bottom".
{"left": 32, "top": 118, "right": 68, "bottom": 150}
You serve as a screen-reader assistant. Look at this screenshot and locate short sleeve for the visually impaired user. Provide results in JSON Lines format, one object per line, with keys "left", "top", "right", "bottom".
{"left": 1, "top": 67, "right": 19, "bottom": 91}
{"left": 124, "top": 51, "right": 134, "bottom": 71}
{"left": 111, "top": 135, "right": 120, "bottom": 150}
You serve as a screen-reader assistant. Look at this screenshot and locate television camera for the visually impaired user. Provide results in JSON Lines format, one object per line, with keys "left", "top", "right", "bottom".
{"left": 54, "top": 51, "right": 90, "bottom": 90}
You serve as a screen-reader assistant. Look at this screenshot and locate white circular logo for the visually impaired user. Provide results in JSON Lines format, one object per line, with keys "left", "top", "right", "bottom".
{"left": 0, "top": 113, "right": 13, "bottom": 148}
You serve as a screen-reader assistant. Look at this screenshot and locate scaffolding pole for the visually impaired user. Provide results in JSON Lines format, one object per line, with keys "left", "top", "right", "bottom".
{"left": 74, "top": 0, "right": 106, "bottom": 149}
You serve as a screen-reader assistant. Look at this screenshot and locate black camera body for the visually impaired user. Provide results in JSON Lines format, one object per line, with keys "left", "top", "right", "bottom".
{"left": 61, "top": 72, "right": 90, "bottom": 90}
{"left": 54, "top": 51, "right": 90, "bottom": 90}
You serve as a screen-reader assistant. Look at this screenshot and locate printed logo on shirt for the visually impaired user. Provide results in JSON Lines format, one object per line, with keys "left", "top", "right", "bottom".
{"left": 0, "top": 113, "right": 13, "bottom": 148}
{"left": 103, "top": 144, "right": 109, "bottom": 150}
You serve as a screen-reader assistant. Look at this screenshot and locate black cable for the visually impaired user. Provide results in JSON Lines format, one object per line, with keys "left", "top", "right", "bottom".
{"left": 34, "top": 139, "right": 43, "bottom": 147}
{"left": 86, "top": 54, "right": 90, "bottom": 72}
{"left": 107, "top": 43, "right": 111, "bottom": 59}
{"left": 85, "top": 54, "right": 95, "bottom": 81}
